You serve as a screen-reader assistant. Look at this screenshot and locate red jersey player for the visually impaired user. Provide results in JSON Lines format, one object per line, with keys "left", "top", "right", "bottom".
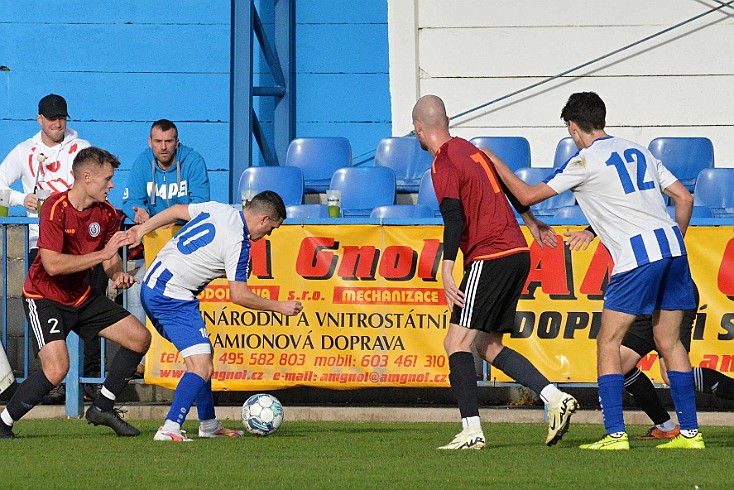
{"left": 0, "top": 147, "right": 150, "bottom": 439}
{"left": 411, "top": 95, "right": 578, "bottom": 449}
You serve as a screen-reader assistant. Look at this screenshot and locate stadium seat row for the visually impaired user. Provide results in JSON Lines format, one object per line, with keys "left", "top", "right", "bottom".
{"left": 277, "top": 135, "right": 717, "bottom": 192}
{"left": 554, "top": 204, "right": 719, "bottom": 224}
{"left": 239, "top": 136, "right": 732, "bottom": 219}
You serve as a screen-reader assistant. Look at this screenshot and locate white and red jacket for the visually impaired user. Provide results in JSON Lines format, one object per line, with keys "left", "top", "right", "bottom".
{"left": 0, "top": 128, "right": 90, "bottom": 247}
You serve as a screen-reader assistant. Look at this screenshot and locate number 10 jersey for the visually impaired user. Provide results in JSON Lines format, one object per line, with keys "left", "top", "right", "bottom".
{"left": 144, "top": 202, "right": 251, "bottom": 300}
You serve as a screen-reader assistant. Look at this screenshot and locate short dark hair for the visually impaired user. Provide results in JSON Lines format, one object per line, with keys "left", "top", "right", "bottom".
{"left": 150, "top": 119, "right": 178, "bottom": 138}
{"left": 249, "top": 190, "right": 287, "bottom": 221}
{"left": 560, "top": 92, "right": 606, "bottom": 133}
{"left": 72, "top": 147, "right": 121, "bottom": 174}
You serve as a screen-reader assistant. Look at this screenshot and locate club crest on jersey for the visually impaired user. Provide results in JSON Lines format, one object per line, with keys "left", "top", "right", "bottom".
{"left": 89, "top": 222, "right": 101, "bottom": 238}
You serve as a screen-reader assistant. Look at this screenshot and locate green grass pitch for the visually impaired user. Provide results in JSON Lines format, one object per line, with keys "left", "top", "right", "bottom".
{"left": 1, "top": 420, "right": 731, "bottom": 489}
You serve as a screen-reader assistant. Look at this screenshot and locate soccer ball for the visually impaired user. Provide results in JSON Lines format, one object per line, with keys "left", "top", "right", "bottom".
{"left": 241, "top": 393, "right": 284, "bottom": 436}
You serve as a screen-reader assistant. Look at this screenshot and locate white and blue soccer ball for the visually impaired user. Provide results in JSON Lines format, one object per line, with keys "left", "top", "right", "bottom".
{"left": 241, "top": 393, "right": 284, "bottom": 436}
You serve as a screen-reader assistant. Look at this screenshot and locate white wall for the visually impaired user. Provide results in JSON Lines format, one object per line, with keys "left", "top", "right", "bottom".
{"left": 389, "top": 0, "right": 734, "bottom": 167}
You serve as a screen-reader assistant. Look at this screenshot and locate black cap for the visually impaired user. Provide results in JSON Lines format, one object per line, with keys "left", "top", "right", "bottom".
{"left": 38, "top": 94, "right": 69, "bottom": 118}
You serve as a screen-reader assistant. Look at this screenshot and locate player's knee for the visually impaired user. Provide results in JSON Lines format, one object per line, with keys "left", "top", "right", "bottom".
{"left": 138, "top": 328, "right": 152, "bottom": 351}
{"left": 127, "top": 322, "right": 151, "bottom": 353}
{"left": 443, "top": 337, "right": 467, "bottom": 356}
{"left": 442, "top": 336, "right": 454, "bottom": 354}
{"left": 187, "top": 354, "right": 214, "bottom": 381}
{"left": 43, "top": 363, "right": 70, "bottom": 385}
{"left": 195, "top": 363, "right": 214, "bottom": 382}
{"left": 653, "top": 336, "right": 677, "bottom": 358}
{"left": 596, "top": 335, "right": 622, "bottom": 352}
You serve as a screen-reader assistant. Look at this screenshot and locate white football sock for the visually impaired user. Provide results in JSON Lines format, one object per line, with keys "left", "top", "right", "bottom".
{"left": 199, "top": 419, "right": 219, "bottom": 432}
{"left": 462, "top": 416, "right": 481, "bottom": 431}
{"left": 680, "top": 428, "right": 699, "bottom": 438}
{"left": 1, "top": 409, "right": 14, "bottom": 426}
{"left": 162, "top": 419, "right": 181, "bottom": 431}
{"left": 540, "top": 384, "right": 563, "bottom": 405}
{"left": 657, "top": 419, "right": 677, "bottom": 432}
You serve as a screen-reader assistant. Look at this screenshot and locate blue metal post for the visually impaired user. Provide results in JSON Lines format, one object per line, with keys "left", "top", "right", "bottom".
{"left": 230, "top": 0, "right": 296, "bottom": 201}
{"left": 230, "top": 0, "right": 254, "bottom": 203}
{"left": 1, "top": 224, "right": 7, "bottom": 349}
{"left": 274, "top": 0, "right": 296, "bottom": 165}
{"left": 65, "top": 332, "right": 83, "bottom": 417}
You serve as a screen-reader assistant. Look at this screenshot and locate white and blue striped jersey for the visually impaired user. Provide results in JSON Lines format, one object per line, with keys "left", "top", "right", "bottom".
{"left": 144, "top": 202, "right": 251, "bottom": 300}
{"left": 545, "top": 136, "right": 683, "bottom": 276}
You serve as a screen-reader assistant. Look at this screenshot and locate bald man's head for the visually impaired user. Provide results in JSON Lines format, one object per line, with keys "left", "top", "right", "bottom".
{"left": 412, "top": 95, "right": 449, "bottom": 131}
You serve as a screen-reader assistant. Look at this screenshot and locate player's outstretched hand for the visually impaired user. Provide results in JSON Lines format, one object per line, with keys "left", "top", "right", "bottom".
{"left": 127, "top": 225, "right": 144, "bottom": 248}
{"left": 280, "top": 300, "right": 304, "bottom": 316}
{"left": 111, "top": 271, "right": 140, "bottom": 290}
{"left": 524, "top": 215, "right": 558, "bottom": 249}
{"left": 564, "top": 229, "right": 595, "bottom": 251}
{"left": 533, "top": 222, "right": 558, "bottom": 249}
{"left": 103, "top": 231, "right": 132, "bottom": 259}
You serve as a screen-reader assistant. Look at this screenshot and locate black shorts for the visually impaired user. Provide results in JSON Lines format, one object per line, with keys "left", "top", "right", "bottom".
{"left": 450, "top": 252, "right": 529, "bottom": 334}
{"left": 622, "top": 308, "right": 696, "bottom": 357}
{"left": 22, "top": 293, "right": 130, "bottom": 356}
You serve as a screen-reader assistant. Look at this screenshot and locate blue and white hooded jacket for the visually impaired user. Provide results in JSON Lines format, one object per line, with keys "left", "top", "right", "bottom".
{"left": 122, "top": 144, "right": 210, "bottom": 221}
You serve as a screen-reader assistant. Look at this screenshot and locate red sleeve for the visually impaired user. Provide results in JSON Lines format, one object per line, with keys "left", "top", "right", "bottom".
{"left": 36, "top": 196, "right": 66, "bottom": 253}
{"left": 431, "top": 159, "right": 461, "bottom": 205}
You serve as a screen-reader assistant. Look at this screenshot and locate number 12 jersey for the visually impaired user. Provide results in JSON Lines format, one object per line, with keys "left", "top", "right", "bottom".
{"left": 545, "top": 136, "right": 684, "bottom": 276}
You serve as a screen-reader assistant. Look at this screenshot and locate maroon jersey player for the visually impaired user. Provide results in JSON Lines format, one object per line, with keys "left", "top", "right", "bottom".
{"left": 412, "top": 95, "right": 578, "bottom": 449}
{"left": 0, "top": 147, "right": 150, "bottom": 440}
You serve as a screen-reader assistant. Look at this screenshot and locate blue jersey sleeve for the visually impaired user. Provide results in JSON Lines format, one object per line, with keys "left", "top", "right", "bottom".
{"left": 233, "top": 238, "right": 251, "bottom": 282}
{"left": 122, "top": 151, "right": 152, "bottom": 221}
{"left": 184, "top": 151, "right": 210, "bottom": 204}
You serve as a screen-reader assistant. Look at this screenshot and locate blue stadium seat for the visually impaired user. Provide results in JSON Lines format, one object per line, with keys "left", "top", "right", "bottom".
{"left": 554, "top": 205, "right": 589, "bottom": 223}
{"left": 553, "top": 137, "right": 579, "bottom": 167}
{"left": 693, "top": 168, "right": 734, "bottom": 218}
{"left": 515, "top": 167, "right": 553, "bottom": 185}
{"left": 329, "top": 167, "right": 396, "bottom": 217}
{"left": 238, "top": 166, "right": 304, "bottom": 206}
{"left": 286, "top": 204, "right": 331, "bottom": 219}
{"left": 370, "top": 204, "right": 435, "bottom": 219}
{"left": 470, "top": 136, "right": 531, "bottom": 173}
{"left": 666, "top": 205, "right": 714, "bottom": 220}
{"left": 374, "top": 137, "right": 433, "bottom": 193}
{"left": 416, "top": 169, "right": 440, "bottom": 217}
{"left": 514, "top": 167, "right": 575, "bottom": 217}
{"left": 285, "top": 137, "right": 352, "bottom": 193}
{"left": 648, "top": 137, "right": 714, "bottom": 192}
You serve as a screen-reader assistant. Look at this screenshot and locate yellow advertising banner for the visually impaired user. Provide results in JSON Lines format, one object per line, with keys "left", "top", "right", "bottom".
{"left": 144, "top": 225, "right": 453, "bottom": 390}
{"left": 143, "top": 224, "right": 734, "bottom": 390}
{"left": 497, "top": 225, "right": 734, "bottom": 384}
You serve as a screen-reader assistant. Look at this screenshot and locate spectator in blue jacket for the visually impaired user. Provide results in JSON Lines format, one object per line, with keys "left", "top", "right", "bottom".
{"left": 123, "top": 119, "right": 210, "bottom": 222}
{"left": 122, "top": 119, "right": 210, "bottom": 377}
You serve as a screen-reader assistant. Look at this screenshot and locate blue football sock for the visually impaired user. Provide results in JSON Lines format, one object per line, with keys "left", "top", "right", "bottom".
{"left": 166, "top": 372, "right": 207, "bottom": 427}
{"left": 195, "top": 380, "right": 216, "bottom": 421}
{"left": 668, "top": 370, "right": 699, "bottom": 431}
{"left": 598, "top": 373, "right": 625, "bottom": 435}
